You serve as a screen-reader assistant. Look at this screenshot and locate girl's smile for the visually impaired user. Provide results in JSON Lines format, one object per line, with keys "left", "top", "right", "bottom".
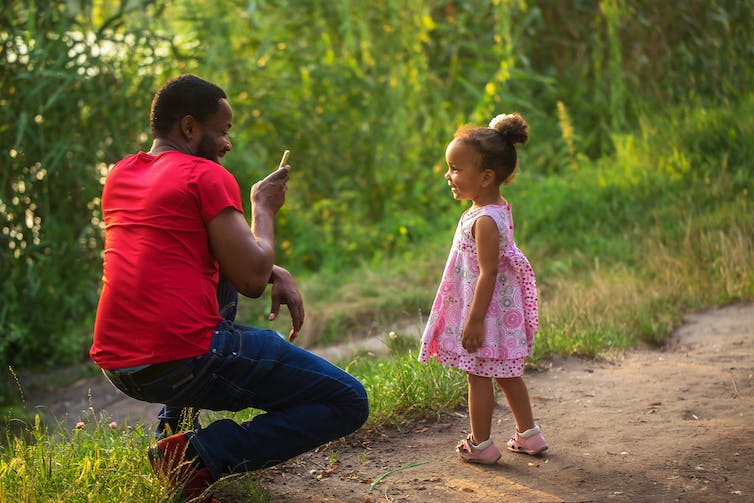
{"left": 444, "top": 139, "right": 484, "bottom": 201}
{"left": 444, "top": 139, "right": 501, "bottom": 206}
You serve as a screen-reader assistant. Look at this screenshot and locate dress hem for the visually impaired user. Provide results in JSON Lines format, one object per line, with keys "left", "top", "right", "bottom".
{"left": 419, "top": 350, "right": 526, "bottom": 378}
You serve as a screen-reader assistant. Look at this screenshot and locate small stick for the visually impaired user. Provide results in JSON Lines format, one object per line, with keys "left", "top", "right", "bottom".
{"left": 730, "top": 375, "right": 743, "bottom": 399}
{"left": 278, "top": 149, "right": 290, "bottom": 169}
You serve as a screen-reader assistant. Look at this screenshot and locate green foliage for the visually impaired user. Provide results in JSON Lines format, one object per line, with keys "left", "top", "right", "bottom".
{"left": 0, "top": 1, "right": 171, "bottom": 385}
{"left": 520, "top": 0, "right": 754, "bottom": 158}
{"left": 2, "top": 0, "right": 753, "bottom": 389}
{"left": 511, "top": 94, "right": 754, "bottom": 274}
{"left": 521, "top": 97, "right": 754, "bottom": 358}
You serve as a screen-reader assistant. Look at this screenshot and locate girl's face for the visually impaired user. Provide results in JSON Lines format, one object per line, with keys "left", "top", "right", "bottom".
{"left": 444, "top": 139, "right": 486, "bottom": 201}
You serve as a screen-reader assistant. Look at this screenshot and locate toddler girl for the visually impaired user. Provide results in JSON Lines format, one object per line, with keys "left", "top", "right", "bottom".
{"left": 418, "top": 113, "right": 547, "bottom": 464}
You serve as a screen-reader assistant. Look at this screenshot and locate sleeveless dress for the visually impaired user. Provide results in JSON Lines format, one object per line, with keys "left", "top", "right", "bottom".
{"left": 418, "top": 203, "right": 539, "bottom": 378}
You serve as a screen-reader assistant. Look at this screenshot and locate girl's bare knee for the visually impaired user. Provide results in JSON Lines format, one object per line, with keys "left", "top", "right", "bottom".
{"left": 495, "top": 376, "right": 523, "bottom": 391}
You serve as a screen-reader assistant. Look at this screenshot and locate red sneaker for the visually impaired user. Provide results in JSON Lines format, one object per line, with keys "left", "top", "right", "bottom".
{"left": 148, "top": 432, "right": 214, "bottom": 501}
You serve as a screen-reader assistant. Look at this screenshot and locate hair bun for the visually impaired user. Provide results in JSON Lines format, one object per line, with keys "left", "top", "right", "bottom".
{"left": 488, "top": 114, "right": 510, "bottom": 129}
{"left": 488, "top": 112, "right": 528, "bottom": 145}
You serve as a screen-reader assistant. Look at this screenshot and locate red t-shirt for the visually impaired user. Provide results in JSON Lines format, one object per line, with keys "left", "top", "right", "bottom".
{"left": 90, "top": 151, "right": 243, "bottom": 369}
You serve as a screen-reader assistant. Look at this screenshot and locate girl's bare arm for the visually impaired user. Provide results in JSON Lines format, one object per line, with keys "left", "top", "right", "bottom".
{"left": 462, "top": 215, "right": 500, "bottom": 353}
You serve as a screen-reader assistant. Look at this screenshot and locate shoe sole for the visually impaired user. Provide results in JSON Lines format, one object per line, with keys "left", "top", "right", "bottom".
{"left": 507, "top": 445, "right": 548, "bottom": 455}
{"left": 456, "top": 436, "right": 502, "bottom": 464}
{"left": 459, "top": 453, "right": 502, "bottom": 464}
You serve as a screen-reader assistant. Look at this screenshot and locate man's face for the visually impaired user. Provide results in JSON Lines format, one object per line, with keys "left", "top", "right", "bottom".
{"left": 195, "top": 98, "right": 233, "bottom": 163}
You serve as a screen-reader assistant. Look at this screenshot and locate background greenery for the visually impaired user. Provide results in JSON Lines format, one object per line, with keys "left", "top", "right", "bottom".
{"left": 2, "top": 0, "right": 753, "bottom": 404}
{"left": 1, "top": 1, "right": 753, "bottom": 500}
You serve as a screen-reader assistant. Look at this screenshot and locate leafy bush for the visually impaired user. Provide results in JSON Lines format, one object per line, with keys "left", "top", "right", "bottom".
{"left": 1, "top": 0, "right": 753, "bottom": 387}
{"left": 0, "top": 2, "right": 170, "bottom": 385}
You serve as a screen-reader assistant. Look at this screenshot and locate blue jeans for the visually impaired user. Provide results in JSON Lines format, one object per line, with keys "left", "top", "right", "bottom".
{"left": 103, "top": 282, "right": 369, "bottom": 479}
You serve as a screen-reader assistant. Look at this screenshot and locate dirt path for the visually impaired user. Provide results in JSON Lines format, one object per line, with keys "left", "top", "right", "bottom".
{"left": 262, "top": 303, "right": 754, "bottom": 503}
{"left": 27, "top": 303, "right": 754, "bottom": 502}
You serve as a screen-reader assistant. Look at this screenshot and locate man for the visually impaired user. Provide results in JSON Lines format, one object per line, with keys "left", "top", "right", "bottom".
{"left": 90, "top": 74, "right": 369, "bottom": 500}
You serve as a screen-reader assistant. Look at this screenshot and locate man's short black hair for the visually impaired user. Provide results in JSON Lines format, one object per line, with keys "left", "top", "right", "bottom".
{"left": 150, "top": 74, "right": 228, "bottom": 137}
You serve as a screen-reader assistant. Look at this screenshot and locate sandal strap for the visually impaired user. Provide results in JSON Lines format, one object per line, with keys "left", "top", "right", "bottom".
{"left": 456, "top": 436, "right": 473, "bottom": 453}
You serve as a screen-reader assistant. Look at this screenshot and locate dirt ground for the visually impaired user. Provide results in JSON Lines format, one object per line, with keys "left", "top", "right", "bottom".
{"left": 27, "top": 302, "right": 754, "bottom": 502}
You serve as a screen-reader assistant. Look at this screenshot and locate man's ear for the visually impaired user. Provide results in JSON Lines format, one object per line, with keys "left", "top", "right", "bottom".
{"left": 180, "top": 115, "right": 197, "bottom": 139}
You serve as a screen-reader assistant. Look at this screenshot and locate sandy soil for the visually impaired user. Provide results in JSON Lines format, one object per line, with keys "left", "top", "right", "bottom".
{"left": 26, "top": 303, "right": 754, "bottom": 502}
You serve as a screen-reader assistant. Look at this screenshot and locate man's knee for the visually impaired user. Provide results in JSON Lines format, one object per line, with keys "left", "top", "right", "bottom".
{"left": 344, "top": 379, "right": 370, "bottom": 433}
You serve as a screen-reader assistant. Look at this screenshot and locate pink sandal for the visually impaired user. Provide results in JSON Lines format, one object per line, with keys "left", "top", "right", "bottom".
{"left": 506, "top": 424, "right": 548, "bottom": 455}
{"left": 456, "top": 434, "right": 502, "bottom": 464}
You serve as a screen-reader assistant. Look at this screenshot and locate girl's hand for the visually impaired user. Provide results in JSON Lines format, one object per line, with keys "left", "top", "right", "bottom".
{"left": 461, "top": 318, "right": 485, "bottom": 353}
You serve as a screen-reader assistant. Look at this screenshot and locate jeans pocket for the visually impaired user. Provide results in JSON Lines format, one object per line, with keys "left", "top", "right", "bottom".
{"left": 208, "top": 372, "right": 256, "bottom": 412}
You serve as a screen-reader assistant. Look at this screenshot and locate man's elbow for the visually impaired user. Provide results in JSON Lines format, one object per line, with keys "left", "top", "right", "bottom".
{"left": 237, "top": 272, "right": 271, "bottom": 298}
{"left": 228, "top": 244, "right": 275, "bottom": 298}
{"left": 242, "top": 285, "right": 266, "bottom": 298}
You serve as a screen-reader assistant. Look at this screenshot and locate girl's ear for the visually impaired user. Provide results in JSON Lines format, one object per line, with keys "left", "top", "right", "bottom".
{"left": 481, "top": 168, "right": 496, "bottom": 187}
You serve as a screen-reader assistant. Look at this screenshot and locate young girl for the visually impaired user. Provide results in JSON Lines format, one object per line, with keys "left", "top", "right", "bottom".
{"left": 419, "top": 113, "right": 547, "bottom": 464}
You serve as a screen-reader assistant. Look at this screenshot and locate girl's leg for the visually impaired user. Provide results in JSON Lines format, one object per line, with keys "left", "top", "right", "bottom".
{"left": 467, "top": 373, "right": 495, "bottom": 443}
{"left": 495, "top": 376, "right": 534, "bottom": 432}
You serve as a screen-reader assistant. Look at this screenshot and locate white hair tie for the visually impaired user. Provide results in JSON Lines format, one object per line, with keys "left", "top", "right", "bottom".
{"left": 488, "top": 113, "right": 509, "bottom": 129}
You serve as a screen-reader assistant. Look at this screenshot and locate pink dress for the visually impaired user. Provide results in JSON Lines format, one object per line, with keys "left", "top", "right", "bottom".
{"left": 418, "top": 203, "right": 539, "bottom": 378}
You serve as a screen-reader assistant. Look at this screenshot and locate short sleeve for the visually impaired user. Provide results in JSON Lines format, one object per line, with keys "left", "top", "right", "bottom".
{"left": 192, "top": 161, "right": 244, "bottom": 223}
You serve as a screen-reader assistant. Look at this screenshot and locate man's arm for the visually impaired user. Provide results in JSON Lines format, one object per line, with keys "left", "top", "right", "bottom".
{"left": 207, "top": 166, "right": 290, "bottom": 298}
{"left": 207, "top": 207, "right": 274, "bottom": 297}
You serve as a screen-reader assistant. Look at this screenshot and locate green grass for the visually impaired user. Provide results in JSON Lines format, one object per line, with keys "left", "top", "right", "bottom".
{"left": 0, "top": 414, "right": 271, "bottom": 502}
{"left": 343, "top": 341, "right": 467, "bottom": 428}
{"left": 2, "top": 98, "right": 753, "bottom": 502}
{"left": 1, "top": 416, "right": 161, "bottom": 501}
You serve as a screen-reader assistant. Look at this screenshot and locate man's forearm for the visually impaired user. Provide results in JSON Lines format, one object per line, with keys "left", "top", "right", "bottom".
{"left": 250, "top": 204, "right": 276, "bottom": 267}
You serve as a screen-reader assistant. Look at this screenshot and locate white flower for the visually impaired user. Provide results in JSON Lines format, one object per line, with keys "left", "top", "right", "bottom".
{"left": 488, "top": 113, "right": 509, "bottom": 129}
